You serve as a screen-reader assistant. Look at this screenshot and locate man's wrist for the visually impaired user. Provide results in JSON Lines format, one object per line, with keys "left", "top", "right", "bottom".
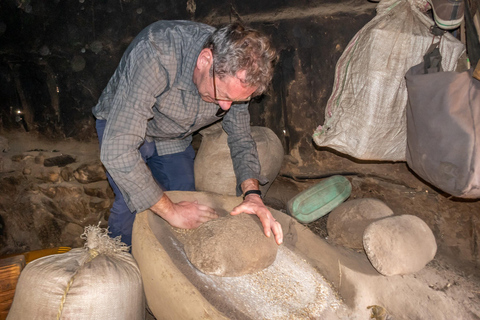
{"left": 150, "top": 194, "right": 175, "bottom": 219}
{"left": 243, "top": 189, "right": 262, "bottom": 200}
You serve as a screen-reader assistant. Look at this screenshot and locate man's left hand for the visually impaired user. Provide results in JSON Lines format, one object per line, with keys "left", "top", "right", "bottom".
{"left": 230, "top": 194, "right": 283, "bottom": 245}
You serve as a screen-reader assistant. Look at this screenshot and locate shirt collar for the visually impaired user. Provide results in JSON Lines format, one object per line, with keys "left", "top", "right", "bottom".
{"left": 174, "top": 32, "right": 212, "bottom": 92}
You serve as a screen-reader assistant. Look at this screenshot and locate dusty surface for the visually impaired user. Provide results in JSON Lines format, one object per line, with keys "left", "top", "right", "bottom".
{"left": 2, "top": 131, "right": 480, "bottom": 319}
{"left": 134, "top": 195, "right": 349, "bottom": 320}
{"left": 137, "top": 191, "right": 479, "bottom": 319}
{"left": 267, "top": 148, "right": 480, "bottom": 319}
{"left": 0, "top": 131, "right": 111, "bottom": 254}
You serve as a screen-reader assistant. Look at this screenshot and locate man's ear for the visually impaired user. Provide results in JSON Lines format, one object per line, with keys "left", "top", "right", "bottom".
{"left": 197, "top": 48, "right": 213, "bottom": 70}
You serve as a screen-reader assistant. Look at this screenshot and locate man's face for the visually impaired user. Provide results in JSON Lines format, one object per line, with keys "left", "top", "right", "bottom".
{"left": 194, "top": 48, "right": 258, "bottom": 111}
{"left": 201, "top": 69, "right": 257, "bottom": 111}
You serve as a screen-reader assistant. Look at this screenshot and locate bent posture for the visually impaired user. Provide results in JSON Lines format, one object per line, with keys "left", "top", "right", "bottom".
{"left": 93, "top": 20, "right": 283, "bottom": 247}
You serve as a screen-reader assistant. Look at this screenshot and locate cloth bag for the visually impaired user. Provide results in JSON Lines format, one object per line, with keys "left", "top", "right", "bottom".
{"left": 405, "top": 58, "right": 480, "bottom": 198}
{"left": 194, "top": 122, "right": 284, "bottom": 196}
{"left": 313, "top": 0, "right": 464, "bottom": 161}
{"left": 7, "top": 226, "right": 145, "bottom": 320}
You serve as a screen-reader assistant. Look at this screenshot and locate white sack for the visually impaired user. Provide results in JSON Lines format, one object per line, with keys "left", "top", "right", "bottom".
{"left": 7, "top": 226, "right": 144, "bottom": 320}
{"left": 313, "top": 0, "right": 465, "bottom": 161}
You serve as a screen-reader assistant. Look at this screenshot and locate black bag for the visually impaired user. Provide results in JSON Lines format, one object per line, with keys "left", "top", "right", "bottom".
{"left": 405, "top": 53, "right": 480, "bottom": 198}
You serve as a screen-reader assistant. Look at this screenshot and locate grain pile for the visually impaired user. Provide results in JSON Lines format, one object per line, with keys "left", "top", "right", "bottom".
{"left": 188, "top": 245, "right": 346, "bottom": 319}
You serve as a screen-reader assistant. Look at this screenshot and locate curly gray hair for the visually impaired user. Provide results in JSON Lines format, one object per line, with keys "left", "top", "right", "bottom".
{"left": 204, "top": 23, "right": 277, "bottom": 97}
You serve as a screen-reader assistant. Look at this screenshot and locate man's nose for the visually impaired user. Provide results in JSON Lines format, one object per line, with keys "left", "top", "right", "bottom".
{"left": 218, "top": 100, "right": 232, "bottom": 110}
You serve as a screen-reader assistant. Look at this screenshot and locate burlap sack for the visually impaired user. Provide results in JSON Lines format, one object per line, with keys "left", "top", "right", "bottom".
{"left": 194, "top": 123, "right": 284, "bottom": 196}
{"left": 7, "top": 226, "right": 144, "bottom": 320}
{"left": 313, "top": 0, "right": 464, "bottom": 161}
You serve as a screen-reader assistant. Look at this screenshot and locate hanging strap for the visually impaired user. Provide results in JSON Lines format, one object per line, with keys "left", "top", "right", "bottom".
{"left": 423, "top": 26, "right": 445, "bottom": 74}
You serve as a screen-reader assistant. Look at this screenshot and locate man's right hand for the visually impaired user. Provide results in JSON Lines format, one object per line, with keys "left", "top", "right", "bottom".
{"left": 150, "top": 194, "right": 218, "bottom": 229}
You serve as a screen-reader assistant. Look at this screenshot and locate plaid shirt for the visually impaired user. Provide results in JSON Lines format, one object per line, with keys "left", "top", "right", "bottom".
{"left": 93, "top": 20, "right": 263, "bottom": 212}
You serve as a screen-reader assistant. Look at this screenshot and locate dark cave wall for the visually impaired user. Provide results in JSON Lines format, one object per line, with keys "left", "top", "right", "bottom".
{"left": 249, "top": 15, "right": 372, "bottom": 157}
{"left": 0, "top": 0, "right": 375, "bottom": 159}
{"left": 0, "top": 0, "right": 194, "bottom": 140}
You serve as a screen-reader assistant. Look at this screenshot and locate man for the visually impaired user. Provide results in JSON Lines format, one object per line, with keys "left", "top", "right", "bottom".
{"left": 93, "top": 20, "right": 283, "bottom": 247}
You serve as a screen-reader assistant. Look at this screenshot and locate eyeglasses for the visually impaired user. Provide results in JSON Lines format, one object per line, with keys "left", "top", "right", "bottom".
{"left": 212, "top": 63, "right": 252, "bottom": 105}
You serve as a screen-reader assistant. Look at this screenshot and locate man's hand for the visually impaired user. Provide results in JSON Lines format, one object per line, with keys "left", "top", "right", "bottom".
{"left": 231, "top": 192, "right": 283, "bottom": 245}
{"left": 150, "top": 194, "right": 218, "bottom": 229}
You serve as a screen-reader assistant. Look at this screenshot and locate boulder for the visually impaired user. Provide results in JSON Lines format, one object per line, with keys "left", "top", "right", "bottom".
{"left": 363, "top": 214, "right": 437, "bottom": 276}
{"left": 183, "top": 213, "right": 278, "bottom": 277}
{"left": 43, "top": 154, "right": 76, "bottom": 167}
{"left": 327, "top": 198, "right": 394, "bottom": 249}
{"left": 74, "top": 161, "right": 107, "bottom": 183}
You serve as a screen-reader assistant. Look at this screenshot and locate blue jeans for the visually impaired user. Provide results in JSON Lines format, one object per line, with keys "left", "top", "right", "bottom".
{"left": 95, "top": 119, "right": 195, "bottom": 246}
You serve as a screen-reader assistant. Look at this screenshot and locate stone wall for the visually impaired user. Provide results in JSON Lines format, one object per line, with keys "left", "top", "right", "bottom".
{"left": 0, "top": 134, "right": 112, "bottom": 254}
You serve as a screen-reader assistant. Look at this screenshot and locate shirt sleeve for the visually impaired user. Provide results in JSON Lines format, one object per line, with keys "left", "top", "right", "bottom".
{"left": 100, "top": 40, "right": 167, "bottom": 212}
{"left": 222, "top": 104, "right": 268, "bottom": 196}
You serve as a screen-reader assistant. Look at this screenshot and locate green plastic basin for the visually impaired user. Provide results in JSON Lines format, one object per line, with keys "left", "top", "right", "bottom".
{"left": 287, "top": 175, "right": 352, "bottom": 223}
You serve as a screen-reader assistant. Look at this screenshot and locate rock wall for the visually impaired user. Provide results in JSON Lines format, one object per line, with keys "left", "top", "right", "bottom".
{"left": 0, "top": 133, "right": 112, "bottom": 254}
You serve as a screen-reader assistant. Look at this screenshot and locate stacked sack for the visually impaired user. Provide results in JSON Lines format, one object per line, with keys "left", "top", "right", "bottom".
{"left": 7, "top": 225, "right": 144, "bottom": 320}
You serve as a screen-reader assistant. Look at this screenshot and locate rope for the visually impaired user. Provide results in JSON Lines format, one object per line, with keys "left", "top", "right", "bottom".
{"left": 54, "top": 223, "right": 127, "bottom": 319}
{"left": 55, "top": 249, "right": 99, "bottom": 320}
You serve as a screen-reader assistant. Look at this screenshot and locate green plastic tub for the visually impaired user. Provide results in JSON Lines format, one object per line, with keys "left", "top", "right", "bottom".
{"left": 287, "top": 175, "right": 352, "bottom": 223}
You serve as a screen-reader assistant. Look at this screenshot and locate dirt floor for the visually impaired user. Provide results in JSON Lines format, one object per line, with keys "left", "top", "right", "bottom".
{"left": 265, "top": 147, "right": 480, "bottom": 319}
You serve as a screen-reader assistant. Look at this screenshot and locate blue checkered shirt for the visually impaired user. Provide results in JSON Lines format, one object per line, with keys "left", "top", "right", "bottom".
{"left": 92, "top": 20, "right": 263, "bottom": 212}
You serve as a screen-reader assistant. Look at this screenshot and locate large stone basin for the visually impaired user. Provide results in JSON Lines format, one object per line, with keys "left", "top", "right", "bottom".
{"left": 132, "top": 191, "right": 463, "bottom": 320}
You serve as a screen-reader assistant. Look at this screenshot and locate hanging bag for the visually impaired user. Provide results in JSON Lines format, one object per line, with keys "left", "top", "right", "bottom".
{"left": 405, "top": 44, "right": 480, "bottom": 198}
{"left": 313, "top": 0, "right": 465, "bottom": 161}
